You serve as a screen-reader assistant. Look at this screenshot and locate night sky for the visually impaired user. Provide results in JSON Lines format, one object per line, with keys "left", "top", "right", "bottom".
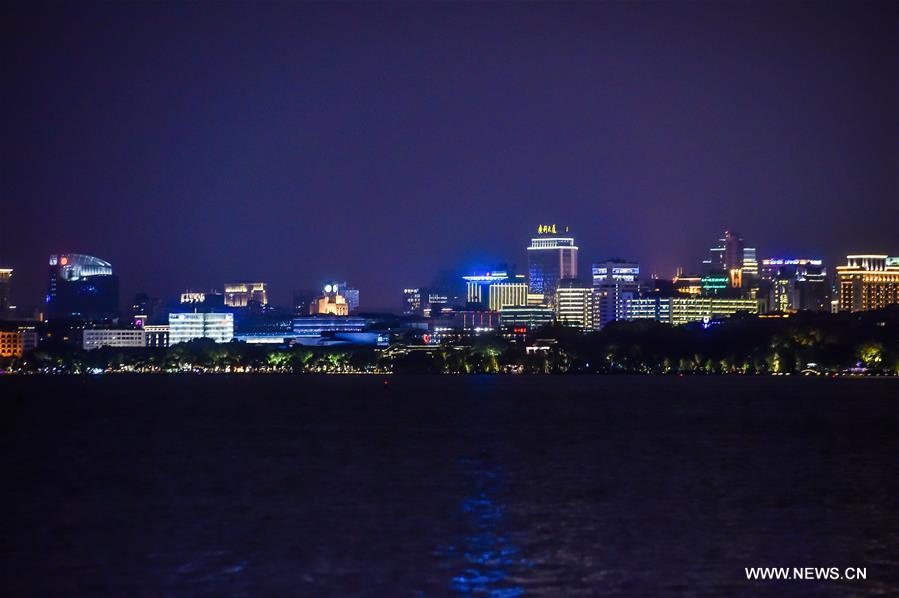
{"left": 3, "top": 1, "right": 897, "bottom": 312}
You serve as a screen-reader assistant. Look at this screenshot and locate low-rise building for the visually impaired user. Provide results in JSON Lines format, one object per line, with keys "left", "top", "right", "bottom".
{"left": 624, "top": 296, "right": 760, "bottom": 325}
{"left": 169, "top": 312, "right": 234, "bottom": 344}
{"left": 83, "top": 329, "right": 148, "bottom": 351}
{"left": 0, "top": 327, "right": 38, "bottom": 357}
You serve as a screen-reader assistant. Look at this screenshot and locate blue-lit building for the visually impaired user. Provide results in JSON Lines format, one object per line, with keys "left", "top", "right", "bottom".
{"left": 46, "top": 254, "right": 119, "bottom": 321}
{"left": 527, "top": 225, "right": 578, "bottom": 306}
{"left": 463, "top": 271, "right": 509, "bottom": 306}
{"left": 292, "top": 315, "right": 369, "bottom": 336}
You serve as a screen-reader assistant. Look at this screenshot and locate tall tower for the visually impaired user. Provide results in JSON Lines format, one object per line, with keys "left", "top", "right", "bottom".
{"left": 527, "top": 224, "right": 578, "bottom": 306}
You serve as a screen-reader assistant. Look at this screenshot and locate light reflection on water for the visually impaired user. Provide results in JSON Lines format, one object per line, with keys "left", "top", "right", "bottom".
{"left": 436, "top": 453, "right": 530, "bottom": 596}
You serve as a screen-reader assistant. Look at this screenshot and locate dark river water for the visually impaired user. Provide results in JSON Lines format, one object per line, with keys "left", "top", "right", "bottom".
{"left": 1, "top": 375, "right": 897, "bottom": 596}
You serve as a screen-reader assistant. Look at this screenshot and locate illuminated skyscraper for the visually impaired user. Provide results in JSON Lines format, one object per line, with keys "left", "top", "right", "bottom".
{"left": 46, "top": 254, "right": 119, "bottom": 321}
{"left": 527, "top": 224, "right": 577, "bottom": 306}
{"left": 592, "top": 260, "right": 639, "bottom": 329}
{"left": 836, "top": 255, "right": 899, "bottom": 312}
{"left": 702, "top": 230, "right": 744, "bottom": 286}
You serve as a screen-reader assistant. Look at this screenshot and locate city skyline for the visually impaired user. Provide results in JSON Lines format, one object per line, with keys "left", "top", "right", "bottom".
{"left": 1, "top": 224, "right": 898, "bottom": 315}
{"left": 3, "top": 1, "right": 897, "bottom": 311}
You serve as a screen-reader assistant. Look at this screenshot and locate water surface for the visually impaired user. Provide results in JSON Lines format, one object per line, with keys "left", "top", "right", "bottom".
{"left": 1, "top": 375, "right": 897, "bottom": 596}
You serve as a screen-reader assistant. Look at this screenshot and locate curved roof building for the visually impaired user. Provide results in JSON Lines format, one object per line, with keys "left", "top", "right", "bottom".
{"left": 49, "top": 254, "right": 114, "bottom": 281}
{"left": 47, "top": 254, "right": 119, "bottom": 320}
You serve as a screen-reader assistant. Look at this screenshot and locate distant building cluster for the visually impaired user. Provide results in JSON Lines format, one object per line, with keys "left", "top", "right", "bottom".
{"left": 0, "top": 226, "right": 897, "bottom": 355}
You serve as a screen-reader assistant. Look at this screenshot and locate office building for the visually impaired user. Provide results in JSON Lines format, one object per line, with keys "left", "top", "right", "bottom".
{"left": 488, "top": 282, "right": 529, "bottom": 312}
{"left": 592, "top": 260, "right": 640, "bottom": 329}
{"left": 527, "top": 293, "right": 547, "bottom": 306}
{"left": 0, "top": 268, "right": 12, "bottom": 316}
{"left": 742, "top": 248, "right": 759, "bottom": 277}
{"left": 624, "top": 296, "right": 760, "bottom": 325}
{"left": 224, "top": 282, "right": 268, "bottom": 307}
{"left": 83, "top": 329, "right": 147, "bottom": 351}
{"left": 144, "top": 325, "right": 170, "bottom": 348}
{"left": 46, "top": 254, "right": 119, "bottom": 320}
{"left": 836, "top": 255, "right": 899, "bottom": 312}
{"left": 527, "top": 224, "right": 578, "bottom": 306}
{"left": 310, "top": 284, "right": 349, "bottom": 316}
{"left": 169, "top": 312, "right": 234, "bottom": 344}
{"left": 555, "top": 281, "right": 594, "bottom": 331}
{"left": 498, "top": 306, "right": 554, "bottom": 330}
{"left": 761, "top": 258, "right": 829, "bottom": 312}
{"left": 463, "top": 271, "right": 510, "bottom": 305}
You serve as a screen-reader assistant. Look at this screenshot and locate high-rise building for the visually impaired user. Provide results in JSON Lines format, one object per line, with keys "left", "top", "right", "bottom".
{"left": 169, "top": 312, "right": 234, "bottom": 344}
{"left": 488, "top": 282, "right": 529, "bottom": 312}
{"left": 761, "top": 258, "right": 829, "bottom": 312}
{"left": 224, "top": 282, "right": 268, "bottom": 307}
{"left": 836, "top": 255, "right": 899, "bottom": 312}
{"left": 592, "top": 260, "right": 640, "bottom": 329}
{"left": 624, "top": 296, "right": 760, "bottom": 325}
{"left": 527, "top": 224, "right": 578, "bottom": 306}
{"left": 0, "top": 268, "right": 12, "bottom": 316}
{"left": 702, "top": 231, "right": 744, "bottom": 286}
{"left": 46, "top": 254, "right": 119, "bottom": 321}
{"left": 554, "top": 280, "right": 594, "bottom": 331}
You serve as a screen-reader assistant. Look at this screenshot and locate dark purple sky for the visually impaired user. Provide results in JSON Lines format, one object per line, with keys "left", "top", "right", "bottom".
{"left": 3, "top": 1, "right": 897, "bottom": 312}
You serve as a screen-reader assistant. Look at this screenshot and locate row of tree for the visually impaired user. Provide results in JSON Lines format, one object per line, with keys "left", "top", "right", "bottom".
{"left": 2, "top": 307, "right": 897, "bottom": 375}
